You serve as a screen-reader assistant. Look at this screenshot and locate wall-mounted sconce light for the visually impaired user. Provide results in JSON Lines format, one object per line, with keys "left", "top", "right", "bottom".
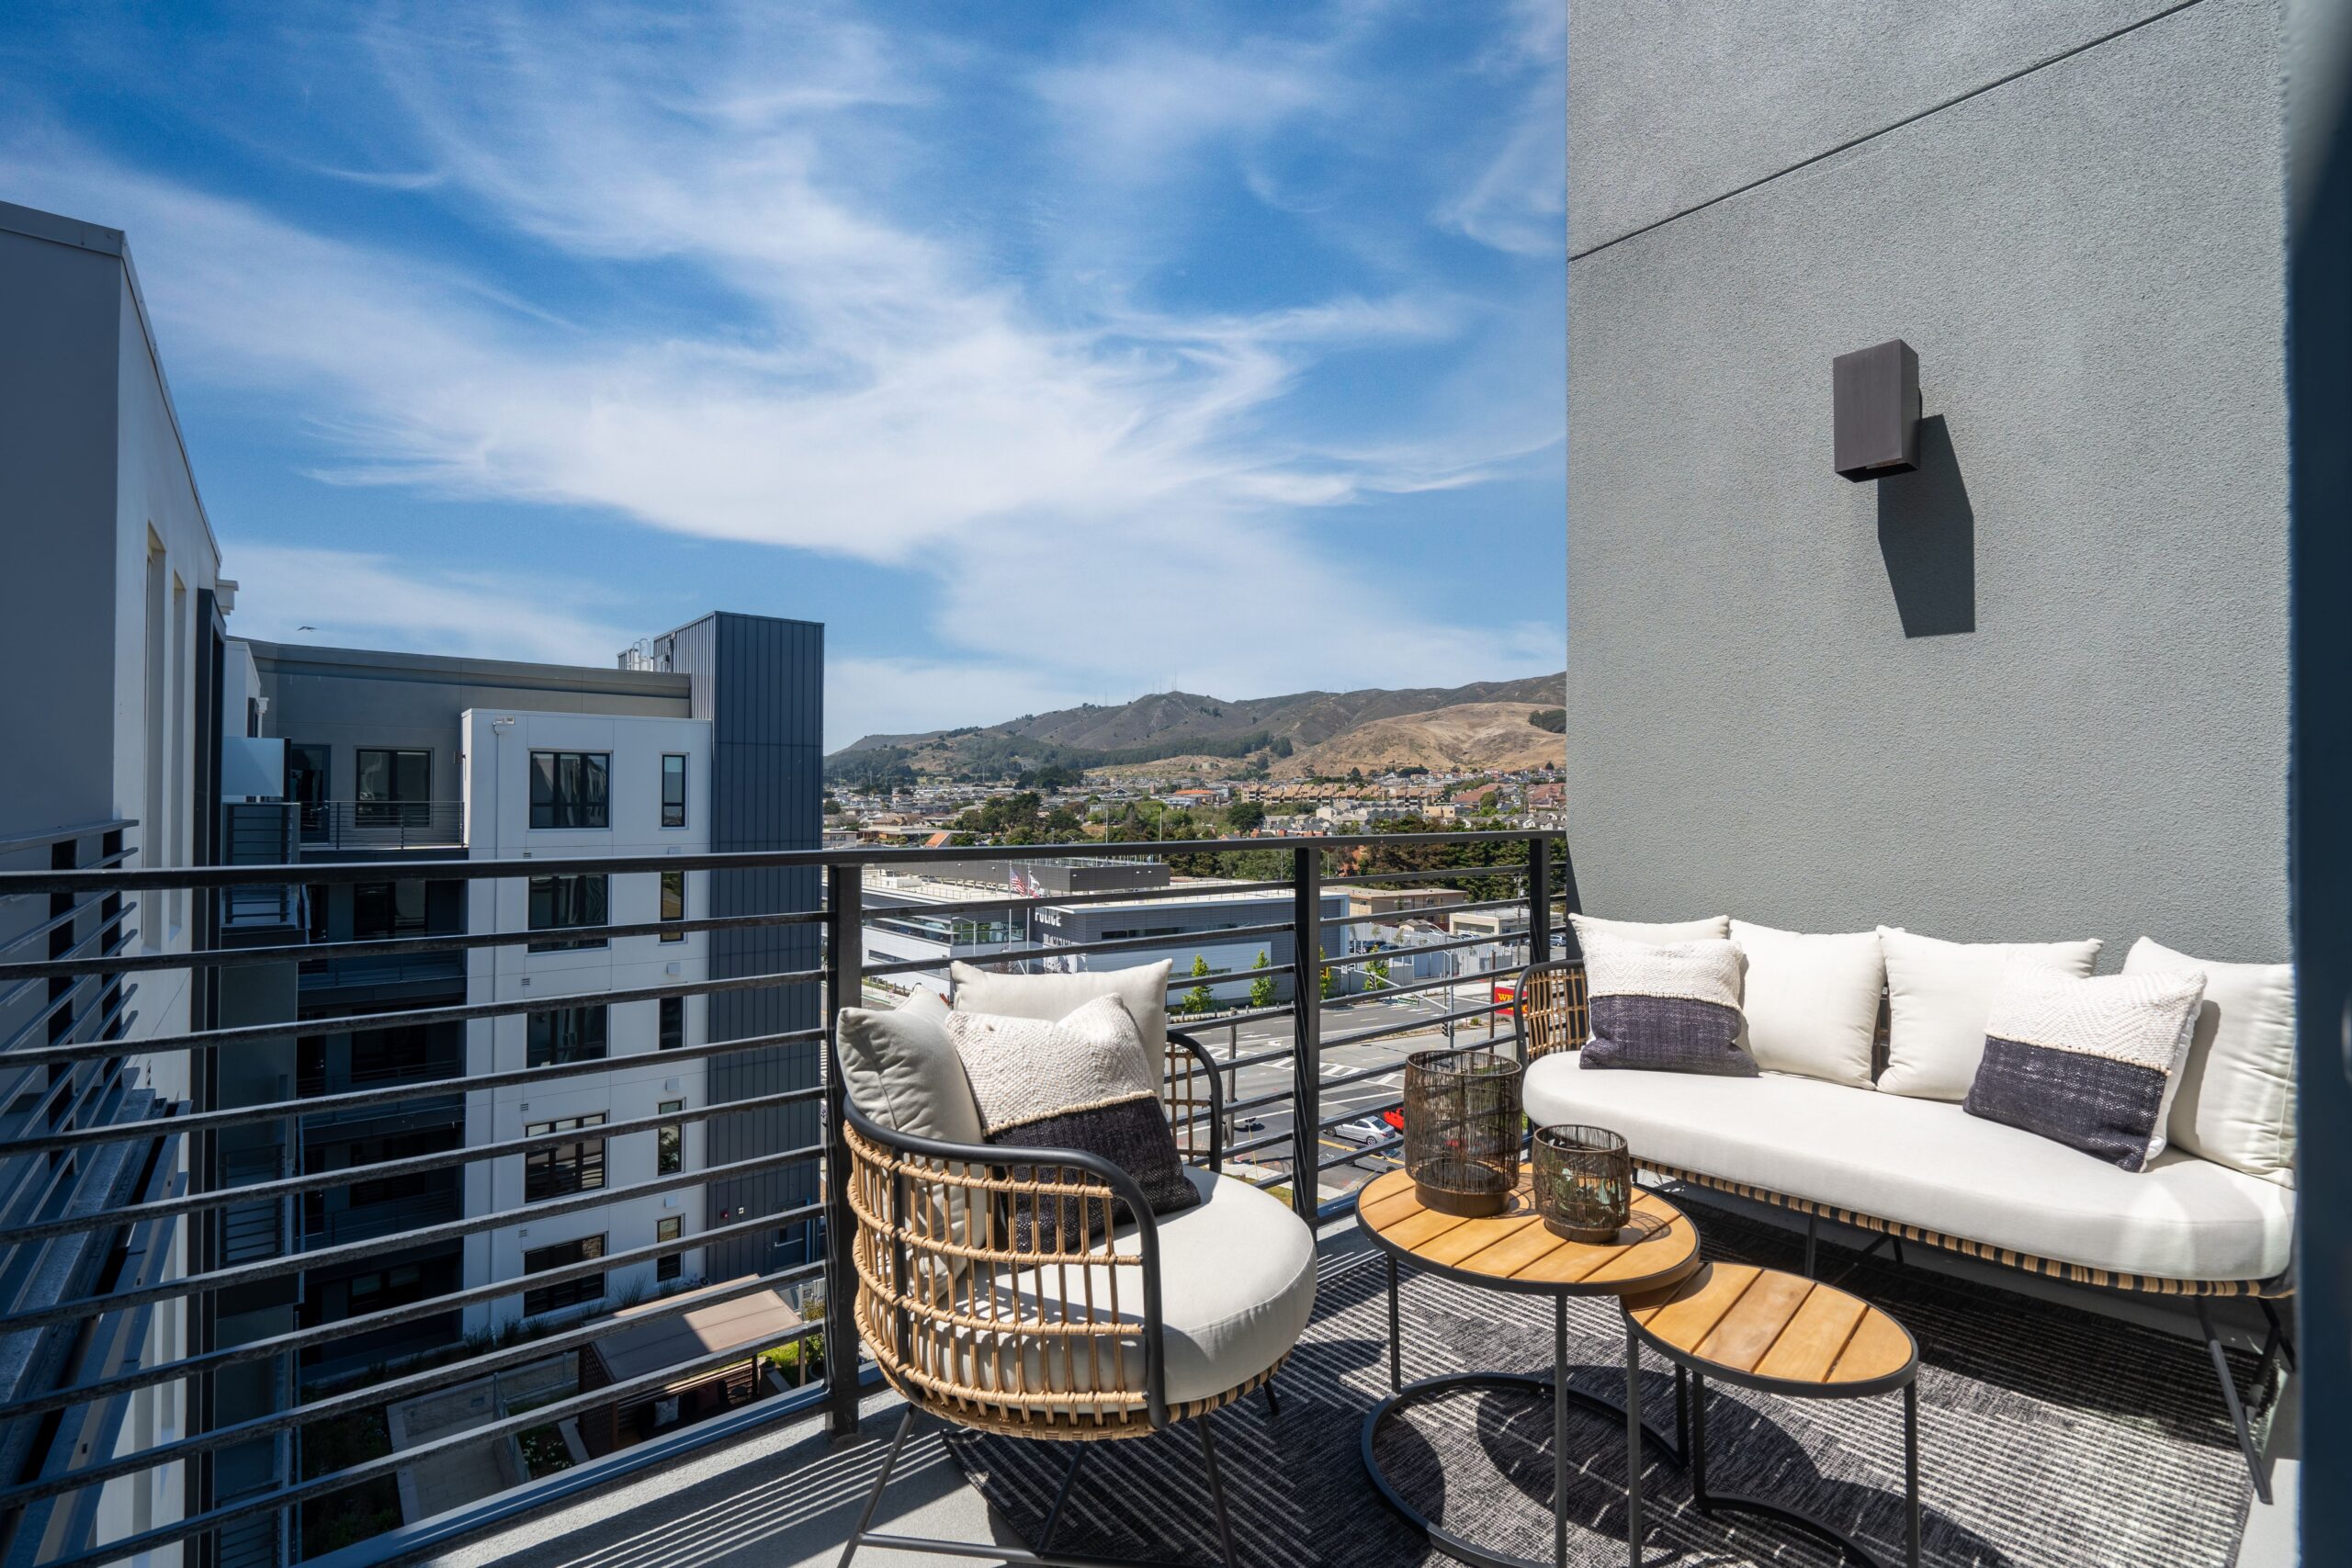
{"left": 1834, "top": 338, "right": 1919, "bottom": 480}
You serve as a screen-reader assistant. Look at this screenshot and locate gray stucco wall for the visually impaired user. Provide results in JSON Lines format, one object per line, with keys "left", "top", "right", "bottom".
{"left": 1566, "top": 0, "right": 2290, "bottom": 963}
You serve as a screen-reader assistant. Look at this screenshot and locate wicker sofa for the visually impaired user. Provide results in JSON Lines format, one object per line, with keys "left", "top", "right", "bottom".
{"left": 1511, "top": 958, "right": 2296, "bottom": 1495}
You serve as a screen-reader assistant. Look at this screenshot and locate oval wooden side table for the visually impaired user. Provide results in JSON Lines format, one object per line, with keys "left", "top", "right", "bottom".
{"left": 1623, "top": 1261, "right": 1922, "bottom": 1568}
{"left": 1354, "top": 1168, "right": 1703, "bottom": 1568}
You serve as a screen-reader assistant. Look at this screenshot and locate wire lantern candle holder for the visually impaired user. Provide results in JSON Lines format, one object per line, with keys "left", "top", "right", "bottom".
{"left": 1532, "top": 1122, "right": 1634, "bottom": 1242}
{"left": 1402, "top": 1046, "right": 1523, "bottom": 1216}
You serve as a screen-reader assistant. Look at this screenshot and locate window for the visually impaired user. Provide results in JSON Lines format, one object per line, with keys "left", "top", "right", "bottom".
{"left": 524, "top": 1115, "right": 606, "bottom": 1201}
{"left": 527, "top": 874, "right": 608, "bottom": 952}
{"left": 661, "top": 754, "right": 688, "bottom": 828}
{"left": 522, "top": 1235, "right": 605, "bottom": 1316}
{"left": 656, "top": 1216, "right": 684, "bottom": 1282}
{"left": 529, "top": 751, "right": 610, "bottom": 829}
{"left": 353, "top": 881, "right": 426, "bottom": 940}
{"left": 660, "top": 871, "right": 685, "bottom": 942}
{"left": 527, "top": 1006, "right": 608, "bottom": 1067}
{"left": 355, "top": 749, "right": 430, "bottom": 826}
{"left": 657, "top": 1100, "right": 684, "bottom": 1175}
{"left": 659, "top": 995, "right": 684, "bottom": 1051}
{"left": 287, "top": 744, "right": 329, "bottom": 840}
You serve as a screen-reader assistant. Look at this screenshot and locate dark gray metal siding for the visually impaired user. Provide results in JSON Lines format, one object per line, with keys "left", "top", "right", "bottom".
{"left": 661, "top": 613, "right": 824, "bottom": 1283}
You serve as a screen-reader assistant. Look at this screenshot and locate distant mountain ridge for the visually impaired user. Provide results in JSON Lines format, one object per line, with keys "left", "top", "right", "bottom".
{"left": 831, "top": 672, "right": 1566, "bottom": 783}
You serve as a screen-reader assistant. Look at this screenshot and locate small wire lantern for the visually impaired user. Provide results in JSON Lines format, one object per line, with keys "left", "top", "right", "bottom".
{"left": 1532, "top": 1123, "right": 1634, "bottom": 1243}
{"left": 1403, "top": 1046, "right": 1523, "bottom": 1216}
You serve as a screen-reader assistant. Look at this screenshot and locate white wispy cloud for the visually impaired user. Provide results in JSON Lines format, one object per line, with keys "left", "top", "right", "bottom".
{"left": 226, "top": 545, "right": 639, "bottom": 666}
{"left": 0, "top": 0, "right": 1564, "bottom": 738}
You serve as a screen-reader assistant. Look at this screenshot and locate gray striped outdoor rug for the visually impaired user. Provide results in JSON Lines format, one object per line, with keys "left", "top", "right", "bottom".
{"left": 944, "top": 1200, "right": 2267, "bottom": 1566}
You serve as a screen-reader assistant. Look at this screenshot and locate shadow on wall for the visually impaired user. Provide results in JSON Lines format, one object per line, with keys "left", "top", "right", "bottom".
{"left": 1876, "top": 414, "right": 1975, "bottom": 637}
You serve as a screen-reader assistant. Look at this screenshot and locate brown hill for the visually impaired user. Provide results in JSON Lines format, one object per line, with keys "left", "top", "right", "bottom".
{"left": 1274, "top": 702, "right": 1565, "bottom": 779}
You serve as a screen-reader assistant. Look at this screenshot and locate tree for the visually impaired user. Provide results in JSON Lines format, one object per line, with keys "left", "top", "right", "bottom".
{"left": 1248, "top": 950, "right": 1275, "bottom": 1010}
{"left": 1182, "top": 954, "right": 1216, "bottom": 1016}
{"left": 1226, "top": 799, "right": 1266, "bottom": 833}
{"left": 1319, "top": 946, "right": 1336, "bottom": 1000}
{"left": 1365, "top": 953, "right": 1391, "bottom": 991}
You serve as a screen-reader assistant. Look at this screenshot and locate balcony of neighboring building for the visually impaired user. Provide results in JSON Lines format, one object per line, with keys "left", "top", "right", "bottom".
{"left": 299, "top": 879, "right": 469, "bottom": 1007}
{"left": 292, "top": 799, "right": 467, "bottom": 857}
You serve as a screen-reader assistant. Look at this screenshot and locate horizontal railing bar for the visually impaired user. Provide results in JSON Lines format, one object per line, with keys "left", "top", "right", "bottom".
{"left": 1318, "top": 893, "right": 1532, "bottom": 931}
{"left": 865, "top": 878, "right": 1295, "bottom": 922}
{"left": 0, "top": 1254, "right": 828, "bottom": 1508}
{"left": 0, "top": 962, "right": 825, "bottom": 1070}
{"left": 0, "top": 1086, "right": 824, "bottom": 1245}
{"left": 1223, "top": 1128, "right": 1293, "bottom": 1160}
{"left": 0, "top": 905, "right": 824, "bottom": 984}
{"left": 1320, "top": 966, "right": 1508, "bottom": 1009}
{"left": 0, "top": 1024, "right": 827, "bottom": 1157}
{"left": 1166, "top": 963, "right": 1295, "bottom": 993}
{"left": 1319, "top": 1134, "right": 1402, "bottom": 1171}
{"left": 0, "top": 818, "right": 134, "bottom": 858}
{"left": 0, "top": 926, "right": 131, "bottom": 1048}
{"left": 1323, "top": 929, "right": 1527, "bottom": 971}
{"left": 865, "top": 919, "right": 1294, "bottom": 979}
{"left": 0, "top": 1200, "right": 826, "bottom": 1425}
{"left": 0, "top": 830, "right": 1556, "bottom": 896}
{"left": 0, "top": 884, "right": 128, "bottom": 957}
{"left": 1320, "top": 1000, "right": 1513, "bottom": 1052}
{"left": 0, "top": 1140, "right": 825, "bottom": 1335}
{"left": 20, "top": 1280, "right": 831, "bottom": 1565}
{"left": 1319, "top": 864, "right": 1531, "bottom": 887}
{"left": 0, "top": 915, "right": 129, "bottom": 1012}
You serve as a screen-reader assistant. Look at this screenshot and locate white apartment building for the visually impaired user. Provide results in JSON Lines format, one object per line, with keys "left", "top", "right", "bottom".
{"left": 460, "top": 710, "right": 714, "bottom": 1334}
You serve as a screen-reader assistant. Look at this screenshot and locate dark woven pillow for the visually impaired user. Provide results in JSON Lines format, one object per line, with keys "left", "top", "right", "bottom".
{"left": 946, "top": 994, "right": 1201, "bottom": 1250}
{"left": 1963, "top": 964, "right": 2206, "bottom": 1170}
{"left": 1578, "top": 933, "right": 1758, "bottom": 1077}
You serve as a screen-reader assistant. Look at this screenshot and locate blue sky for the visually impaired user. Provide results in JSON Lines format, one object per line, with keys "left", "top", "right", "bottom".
{"left": 2, "top": 1, "right": 1564, "bottom": 747}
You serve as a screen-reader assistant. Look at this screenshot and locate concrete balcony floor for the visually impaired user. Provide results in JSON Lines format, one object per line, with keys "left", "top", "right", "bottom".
{"left": 422, "top": 1210, "right": 2301, "bottom": 1568}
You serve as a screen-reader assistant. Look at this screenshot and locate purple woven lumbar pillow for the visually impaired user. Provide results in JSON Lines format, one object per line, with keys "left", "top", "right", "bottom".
{"left": 1578, "top": 932, "right": 1758, "bottom": 1077}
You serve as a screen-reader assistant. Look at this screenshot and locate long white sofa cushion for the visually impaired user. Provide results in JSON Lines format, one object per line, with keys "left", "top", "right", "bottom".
{"left": 1525, "top": 1052, "right": 2293, "bottom": 1282}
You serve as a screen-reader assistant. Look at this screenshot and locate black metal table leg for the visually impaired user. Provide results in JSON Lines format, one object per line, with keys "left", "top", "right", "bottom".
{"left": 1555, "top": 1297, "right": 1569, "bottom": 1568}
{"left": 1388, "top": 1252, "right": 1403, "bottom": 1391}
{"left": 1623, "top": 1318, "right": 1645, "bottom": 1568}
{"left": 1682, "top": 1368, "right": 1916, "bottom": 1568}
{"left": 1904, "top": 1381, "right": 1921, "bottom": 1568}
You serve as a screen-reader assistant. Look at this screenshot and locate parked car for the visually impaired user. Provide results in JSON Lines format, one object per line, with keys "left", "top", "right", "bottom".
{"left": 1332, "top": 1116, "right": 1395, "bottom": 1146}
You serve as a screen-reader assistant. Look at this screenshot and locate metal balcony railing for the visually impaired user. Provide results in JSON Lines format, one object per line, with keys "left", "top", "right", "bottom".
{"left": 296, "top": 800, "right": 466, "bottom": 852}
{"left": 0, "top": 829, "right": 1576, "bottom": 1568}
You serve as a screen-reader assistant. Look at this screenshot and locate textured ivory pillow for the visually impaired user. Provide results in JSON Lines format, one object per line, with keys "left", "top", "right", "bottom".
{"left": 2123, "top": 938, "right": 2297, "bottom": 1185}
{"left": 951, "top": 959, "right": 1173, "bottom": 1055}
{"left": 1728, "top": 920, "right": 1883, "bottom": 1088}
{"left": 946, "top": 994, "right": 1200, "bottom": 1248}
{"left": 1570, "top": 912, "right": 1731, "bottom": 948}
{"left": 1963, "top": 964, "right": 2206, "bottom": 1170}
{"left": 1579, "top": 932, "right": 1758, "bottom": 1077}
{"left": 1877, "top": 928, "right": 2101, "bottom": 1100}
{"left": 836, "top": 990, "right": 983, "bottom": 1143}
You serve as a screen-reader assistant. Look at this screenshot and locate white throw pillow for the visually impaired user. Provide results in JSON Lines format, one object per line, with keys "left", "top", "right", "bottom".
{"left": 2123, "top": 938, "right": 2296, "bottom": 1185}
{"left": 1876, "top": 927, "right": 2100, "bottom": 1100}
{"left": 835, "top": 990, "right": 984, "bottom": 1143}
{"left": 950, "top": 959, "right": 1174, "bottom": 1055}
{"left": 1569, "top": 912, "right": 1731, "bottom": 947}
{"left": 1728, "top": 920, "right": 1883, "bottom": 1088}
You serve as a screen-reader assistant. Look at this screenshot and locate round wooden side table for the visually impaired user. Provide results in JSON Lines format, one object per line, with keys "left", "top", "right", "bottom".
{"left": 1355, "top": 1167, "right": 1703, "bottom": 1568}
{"left": 1623, "top": 1261, "right": 1922, "bottom": 1568}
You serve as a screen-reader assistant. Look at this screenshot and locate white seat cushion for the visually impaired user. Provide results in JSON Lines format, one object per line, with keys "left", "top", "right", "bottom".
{"left": 972, "top": 1168, "right": 1317, "bottom": 1409}
{"left": 1525, "top": 1052, "right": 2292, "bottom": 1282}
{"left": 1571, "top": 912, "right": 1731, "bottom": 946}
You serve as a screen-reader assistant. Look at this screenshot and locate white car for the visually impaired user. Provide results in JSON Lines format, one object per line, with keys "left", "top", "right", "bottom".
{"left": 1332, "top": 1115, "right": 1396, "bottom": 1146}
